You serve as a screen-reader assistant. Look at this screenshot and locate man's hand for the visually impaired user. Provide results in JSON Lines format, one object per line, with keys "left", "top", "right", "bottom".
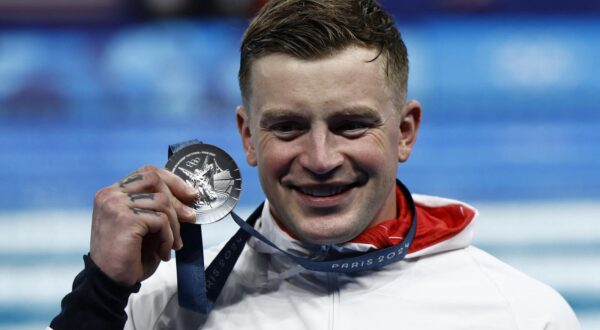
{"left": 89, "top": 165, "right": 197, "bottom": 285}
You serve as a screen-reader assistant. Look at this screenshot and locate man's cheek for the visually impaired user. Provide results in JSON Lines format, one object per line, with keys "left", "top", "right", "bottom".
{"left": 265, "top": 150, "right": 295, "bottom": 177}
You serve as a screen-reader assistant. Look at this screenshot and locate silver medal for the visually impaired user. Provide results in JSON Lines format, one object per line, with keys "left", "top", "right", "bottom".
{"left": 165, "top": 143, "right": 241, "bottom": 224}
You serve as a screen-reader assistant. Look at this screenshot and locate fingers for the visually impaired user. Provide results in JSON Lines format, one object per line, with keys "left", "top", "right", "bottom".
{"left": 117, "top": 165, "right": 197, "bottom": 251}
{"left": 90, "top": 165, "right": 200, "bottom": 285}
{"left": 157, "top": 168, "right": 198, "bottom": 198}
{"left": 127, "top": 192, "right": 194, "bottom": 250}
{"left": 130, "top": 207, "right": 174, "bottom": 261}
{"left": 169, "top": 195, "right": 197, "bottom": 224}
{"left": 141, "top": 165, "right": 198, "bottom": 201}
{"left": 118, "top": 170, "right": 145, "bottom": 189}
{"left": 119, "top": 166, "right": 197, "bottom": 222}
{"left": 146, "top": 166, "right": 198, "bottom": 224}
{"left": 118, "top": 167, "right": 167, "bottom": 194}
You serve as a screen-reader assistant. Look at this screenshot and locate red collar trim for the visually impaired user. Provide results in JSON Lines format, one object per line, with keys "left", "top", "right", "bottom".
{"left": 352, "top": 186, "right": 475, "bottom": 252}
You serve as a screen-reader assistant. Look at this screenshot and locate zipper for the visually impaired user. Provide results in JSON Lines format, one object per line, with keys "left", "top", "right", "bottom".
{"left": 327, "top": 272, "right": 340, "bottom": 330}
{"left": 320, "top": 244, "right": 339, "bottom": 330}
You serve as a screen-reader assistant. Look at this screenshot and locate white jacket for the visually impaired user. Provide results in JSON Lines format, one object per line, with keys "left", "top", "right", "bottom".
{"left": 124, "top": 195, "right": 580, "bottom": 330}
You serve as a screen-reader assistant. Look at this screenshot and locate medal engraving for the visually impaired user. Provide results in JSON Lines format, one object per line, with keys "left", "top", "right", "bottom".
{"left": 165, "top": 143, "right": 241, "bottom": 224}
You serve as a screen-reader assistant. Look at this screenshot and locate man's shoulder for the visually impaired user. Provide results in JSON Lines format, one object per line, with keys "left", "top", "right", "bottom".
{"left": 463, "top": 246, "right": 558, "bottom": 297}
{"left": 462, "top": 246, "right": 580, "bottom": 329}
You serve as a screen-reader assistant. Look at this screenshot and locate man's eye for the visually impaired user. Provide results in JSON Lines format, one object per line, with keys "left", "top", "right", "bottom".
{"left": 335, "top": 121, "right": 370, "bottom": 137}
{"left": 270, "top": 122, "right": 305, "bottom": 139}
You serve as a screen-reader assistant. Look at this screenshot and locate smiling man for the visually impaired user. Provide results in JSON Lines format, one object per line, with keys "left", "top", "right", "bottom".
{"left": 50, "top": 1, "right": 580, "bottom": 329}
{"left": 237, "top": 46, "right": 420, "bottom": 244}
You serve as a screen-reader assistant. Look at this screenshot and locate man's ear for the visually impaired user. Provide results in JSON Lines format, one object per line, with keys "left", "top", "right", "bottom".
{"left": 397, "top": 100, "right": 422, "bottom": 163}
{"left": 236, "top": 106, "right": 258, "bottom": 167}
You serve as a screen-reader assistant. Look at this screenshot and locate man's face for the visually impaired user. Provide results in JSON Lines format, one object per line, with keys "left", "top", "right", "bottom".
{"left": 237, "top": 46, "right": 420, "bottom": 244}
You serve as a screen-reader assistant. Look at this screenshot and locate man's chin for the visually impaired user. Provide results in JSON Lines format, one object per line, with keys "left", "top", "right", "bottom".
{"left": 293, "top": 225, "right": 361, "bottom": 245}
{"left": 276, "top": 203, "right": 366, "bottom": 244}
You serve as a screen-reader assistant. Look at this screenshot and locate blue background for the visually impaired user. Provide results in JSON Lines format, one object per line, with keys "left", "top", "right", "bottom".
{"left": 2, "top": 17, "right": 600, "bottom": 210}
{"left": 1, "top": 4, "right": 599, "bottom": 329}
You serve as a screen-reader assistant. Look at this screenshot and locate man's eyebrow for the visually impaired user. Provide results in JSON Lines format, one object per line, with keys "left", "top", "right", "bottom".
{"left": 258, "top": 106, "right": 385, "bottom": 127}
{"left": 259, "top": 109, "right": 307, "bottom": 127}
{"left": 329, "top": 106, "right": 385, "bottom": 121}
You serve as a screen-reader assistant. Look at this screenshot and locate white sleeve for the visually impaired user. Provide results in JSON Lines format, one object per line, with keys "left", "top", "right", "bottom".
{"left": 124, "top": 260, "right": 179, "bottom": 329}
{"left": 509, "top": 282, "right": 581, "bottom": 330}
{"left": 124, "top": 245, "right": 223, "bottom": 329}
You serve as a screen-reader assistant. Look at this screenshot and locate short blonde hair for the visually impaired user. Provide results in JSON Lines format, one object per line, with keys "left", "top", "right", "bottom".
{"left": 238, "top": 0, "right": 409, "bottom": 106}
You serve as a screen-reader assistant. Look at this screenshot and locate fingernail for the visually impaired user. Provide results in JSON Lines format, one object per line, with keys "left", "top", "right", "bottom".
{"left": 186, "top": 186, "right": 198, "bottom": 196}
{"left": 177, "top": 241, "right": 184, "bottom": 250}
{"left": 184, "top": 205, "right": 196, "bottom": 218}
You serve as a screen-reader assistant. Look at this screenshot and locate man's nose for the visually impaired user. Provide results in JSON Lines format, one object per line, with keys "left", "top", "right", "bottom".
{"left": 298, "top": 126, "right": 344, "bottom": 175}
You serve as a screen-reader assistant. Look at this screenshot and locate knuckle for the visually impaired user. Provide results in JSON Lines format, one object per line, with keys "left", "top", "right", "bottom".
{"left": 154, "top": 193, "right": 171, "bottom": 209}
{"left": 138, "top": 164, "right": 158, "bottom": 173}
{"left": 157, "top": 212, "right": 169, "bottom": 224}
{"left": 94, "top": 189, "right": 123, "bottom": 213}
{"left": 129, "top": 172, "right": 160, "bottom": 192}
{"left": 145, "top": 171, "right": 161, "bottom": 187}
{"left": 104, "top": 199, "right": 120, "bottom": 215}
{"left": 94, "top": 187, "right": 111, "bottom": 204}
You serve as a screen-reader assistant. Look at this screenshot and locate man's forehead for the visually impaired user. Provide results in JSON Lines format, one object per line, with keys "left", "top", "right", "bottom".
{"left": 249, "top": 47, "right": 389, "bottom": 103}
{"left": 243, "top": 46, "right": 402, "bottom": 117}
{"left": 249, "top": 46, "right": 384, "bottom": 75}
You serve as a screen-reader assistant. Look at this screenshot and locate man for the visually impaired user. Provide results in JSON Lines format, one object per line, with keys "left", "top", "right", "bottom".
{"left": 50, "top": 0, "right": 580, "bottom": 329}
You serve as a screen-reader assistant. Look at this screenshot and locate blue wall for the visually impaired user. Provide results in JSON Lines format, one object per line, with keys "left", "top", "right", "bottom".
{"left": 0, "top": 12, "right": 600, "bottom": 329}
{"left": 1, "top": 15, "right": 600, "bottom": 329}
{"left": 1, "top": 16, "right": 599, "bottom": 210}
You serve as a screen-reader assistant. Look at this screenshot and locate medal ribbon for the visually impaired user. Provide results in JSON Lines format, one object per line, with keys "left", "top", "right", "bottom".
{"left": 169, "top": 141, "right": 417, "bottom": 314}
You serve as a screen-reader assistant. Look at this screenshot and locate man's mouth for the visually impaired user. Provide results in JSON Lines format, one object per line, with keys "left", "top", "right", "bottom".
{"left": 285, "top": 180, "right": 365, "bottom": 209}
{"left": 293, "top": 183, "right": 356, "bottom": 198}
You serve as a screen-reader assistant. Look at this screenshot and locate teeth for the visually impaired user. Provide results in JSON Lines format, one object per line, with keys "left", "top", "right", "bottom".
{"left": 299, "top": 186, "right": 345, "bottom": 197}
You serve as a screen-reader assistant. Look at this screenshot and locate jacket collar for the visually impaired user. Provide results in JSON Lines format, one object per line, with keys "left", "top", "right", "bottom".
{"left": 248, "top": 192, "right": 477, "bottom": 260}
